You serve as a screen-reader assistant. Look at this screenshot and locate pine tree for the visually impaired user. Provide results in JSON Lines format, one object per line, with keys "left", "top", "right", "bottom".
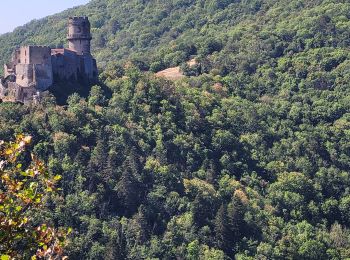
{"left": 214, "top": 204, "right": 230, "bottom": 251}
{"left": 132, "top": 205, "right": 150, "bottom": 245}
{"left": 105, "top": 220, "right": 127, "bottom": 260}
{"left": 226, "top": 193, "right": 247, "bottom": 254}
{"left": 115, "top": 153, "right": 142, "bottom": 216}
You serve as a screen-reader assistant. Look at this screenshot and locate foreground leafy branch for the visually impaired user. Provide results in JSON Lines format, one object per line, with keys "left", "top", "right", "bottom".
{"left": 0, "top": 135, "right": 68, "bottom": 259}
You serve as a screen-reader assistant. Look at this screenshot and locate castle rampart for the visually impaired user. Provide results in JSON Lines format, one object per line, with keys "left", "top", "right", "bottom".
{"left": 20, "top": 46, "right": 51, "bottom": 65}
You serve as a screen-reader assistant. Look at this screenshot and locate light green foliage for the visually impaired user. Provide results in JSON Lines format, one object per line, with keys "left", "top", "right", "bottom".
{"left": 0, "top": 0, "right": 350, "bottom": 259}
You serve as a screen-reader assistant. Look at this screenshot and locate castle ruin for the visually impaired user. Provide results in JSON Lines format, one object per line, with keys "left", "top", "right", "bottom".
{"left": 0, "top": 17, "right": 98, "bottom": 103}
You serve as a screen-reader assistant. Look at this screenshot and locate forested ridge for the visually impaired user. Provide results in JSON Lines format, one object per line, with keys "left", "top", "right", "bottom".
{"left": 1, "top": 0, "right": 350, "bottom": 259}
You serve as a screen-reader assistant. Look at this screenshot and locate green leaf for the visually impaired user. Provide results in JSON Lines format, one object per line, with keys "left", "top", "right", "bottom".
{"left": 1, "top": 255, "right": 11, "bottom": 260}
{"left": 67, "top": 227, "right": 73, "bottom": 234}
{"left": 54, "top": 175, "right": 62, "bottom": 181}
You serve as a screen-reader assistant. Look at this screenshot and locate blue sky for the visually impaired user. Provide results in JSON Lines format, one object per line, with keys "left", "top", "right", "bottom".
{"left": 0, "top": 0, "right": 90, "bottom": 34}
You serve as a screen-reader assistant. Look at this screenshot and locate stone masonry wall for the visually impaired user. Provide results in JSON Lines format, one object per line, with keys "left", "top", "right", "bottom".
{"left": 34, "top": 64, "right": 53, "bottom": 90}
{"left": 16, "top": 64, "right": 34, "bottom": 86}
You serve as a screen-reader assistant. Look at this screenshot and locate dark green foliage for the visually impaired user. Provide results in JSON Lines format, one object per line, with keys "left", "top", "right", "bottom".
{"left": 1, "top": 0, "right": 350, "bottom": 259}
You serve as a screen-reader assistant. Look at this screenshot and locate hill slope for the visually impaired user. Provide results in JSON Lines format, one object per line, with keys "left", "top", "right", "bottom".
{"left": 1, "top": 0, "right": 262, "bottom": 71}
{"left": 1, "top": 0, "right": 350, "bottom": 259}
{"left": 1, "top": 0, "right": 350, "bottom": 78}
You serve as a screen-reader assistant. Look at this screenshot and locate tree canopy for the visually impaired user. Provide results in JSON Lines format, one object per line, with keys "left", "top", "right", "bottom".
{"left": 1, "top": 0, "right": 350, "bottom": 259}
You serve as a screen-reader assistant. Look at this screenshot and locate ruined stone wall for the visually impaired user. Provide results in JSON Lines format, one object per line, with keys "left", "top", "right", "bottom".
{"left": 0, "top": 81, "right": 37, "bottom": 103}
{"left": 15, "top": 63, "right": 52, "bottom": 91}
{"left": 51, "top": 49, "right": 98, "bottom": 83}
{"left": 4, "top": 48, "right": 20, "bottom": 77}
{"left": 14, "top": 47, "right": 53, "bottom": 90}
{"left": 11, "top": 49, "right": 21, "bottom": 65}
{"left": 16, "top": 64, "right": 34, "bottom": 86}
{"left": 5, "top": 82, "right": 21, "bottom": 102}
{"left": 52, "top": 49, "right": 80, "bottom": 81}
{"left": 80, "top": 55, "right": 98, "bottom": 81}
{"left": 34, "top": 64, "right": 53, "bottom": 91}
{"left": 20, "top": 86, "right": 37, "bottom": 103}
{"left": 29, "top": 46, "right": 51, "bottom": 64}
{"left": 0, "top": 82, "right": 6, "bottom": 98}
{"left": 3, "top": 65, "right": 10, "bottom": 78}
{"left": 20, "top": 46, "right": 51, "bottom": 64}
{"left": 2, "top": 82, "right": 36, "bottom": 103}
{"left": 20, "top": 46, "right": 28, "bottom": 64}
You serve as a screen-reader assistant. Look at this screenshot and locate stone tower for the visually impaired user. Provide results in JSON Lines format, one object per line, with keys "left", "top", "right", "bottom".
{"left": 67, "top": 17, "right": 92, "bottom": 55}
{"left": 0, "top": 16, "right": 98, "bottom": 103}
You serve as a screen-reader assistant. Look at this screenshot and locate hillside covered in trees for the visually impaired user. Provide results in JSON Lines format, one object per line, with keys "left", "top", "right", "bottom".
{"left": 1, "top": 0, "right": 350, "bottom": 259}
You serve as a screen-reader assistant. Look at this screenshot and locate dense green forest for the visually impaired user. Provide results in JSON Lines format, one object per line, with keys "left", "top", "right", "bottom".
{"left": 1, "top": 0, "right": 350, "bottom": 259}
